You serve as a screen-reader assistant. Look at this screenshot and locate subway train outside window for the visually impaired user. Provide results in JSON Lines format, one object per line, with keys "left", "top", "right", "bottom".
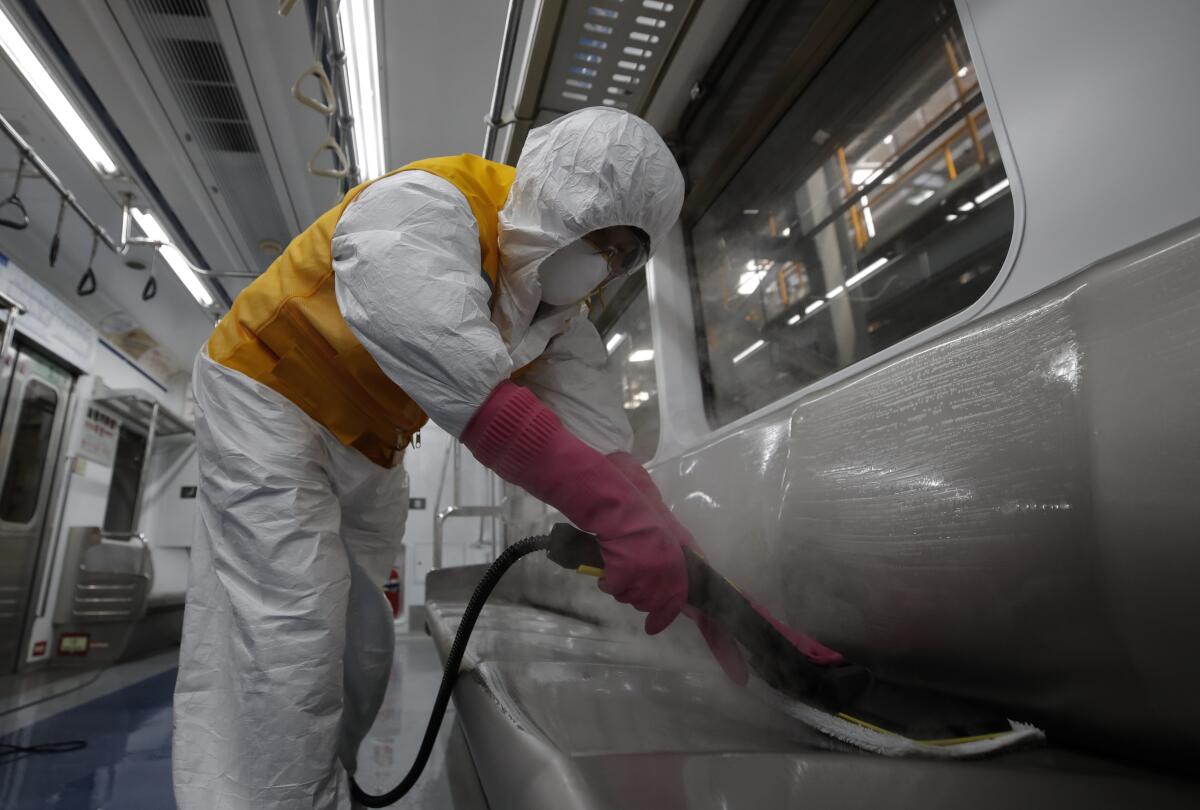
{"left": 684, "top": 0, "right": 1015, "bottom": 426}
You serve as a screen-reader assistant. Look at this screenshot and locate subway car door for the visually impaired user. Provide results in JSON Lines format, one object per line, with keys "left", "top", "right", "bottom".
{"left": 0, "top": 345, "right": 72, "bottom": 672}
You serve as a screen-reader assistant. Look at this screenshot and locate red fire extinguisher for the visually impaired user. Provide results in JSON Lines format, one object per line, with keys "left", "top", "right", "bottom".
{"left": 384, "top": 568, "right": 401, "bottom": 618}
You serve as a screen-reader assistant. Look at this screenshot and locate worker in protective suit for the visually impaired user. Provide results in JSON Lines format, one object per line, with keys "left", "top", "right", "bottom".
{"left": 172, "top": 107, "right": 839, "bottom": 809}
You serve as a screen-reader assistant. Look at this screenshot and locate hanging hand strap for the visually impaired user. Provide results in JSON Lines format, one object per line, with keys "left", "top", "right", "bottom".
{"left": 0, "top": 156, "right": 29, "bottom": 230}
{"left": 308, "top": 135, "right": 350, "bottom": 179}
{"left": 76, "top": 234, "right": 99, "bottom": 296}
{"left": 292, "top": 62, "right": 337, "bottom": 116}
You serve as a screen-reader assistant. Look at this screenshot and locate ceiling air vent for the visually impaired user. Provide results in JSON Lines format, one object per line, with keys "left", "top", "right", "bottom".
{"left": 505, "top": 0, "right": 697, "bottom": 162}
{"left": 127, "top": 0, "right": 289, "bottom": 273}
{"left": 544, "top": 1, "right": 687, "bottom": 113}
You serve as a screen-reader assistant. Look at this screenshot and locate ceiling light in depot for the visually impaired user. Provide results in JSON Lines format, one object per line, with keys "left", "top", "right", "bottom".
{"left": 606, "top": 332, "right": 627, "bottom": 354}
{"left": 974, "top": 178, "right": 1010, "bottom": 205}
{"left": 805, "top": 300, "right": 826, "bottom": 316}
{"left": 945, "top": 213, "right": 959, "bottom": 222}
{"left": 845, "top": 256, "right": 889, "bottom": 288}
{"left": 628, "top": 349, "right": 655, "bottom": 363}
{"left": 787, "top": 314, "right": 801, "bottom": 325}
{"left": 860, "top": 202, "right": 876, "bottom": 238}
{"left": 737, "top": 270, "right": 766, "bottom": 295}
{"left": 958, "top": 200, "right": 976, "bottom": 213}
{"left": 732, "top": 339, "right": 765, "bottom": 364}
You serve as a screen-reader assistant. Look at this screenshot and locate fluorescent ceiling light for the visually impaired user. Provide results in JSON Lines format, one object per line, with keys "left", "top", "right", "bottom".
{"left": 0, "top": 6, "right": 117, "bottom": 175}
{"left": 130, "top": 208, "right": 214, "bottom": 307}
{"left": 635, "top": 391, "right": 651, "bottom": 402}
{"left": 846, "top": 256, "right": 889, "bottom": 288}
{"left": 826, "top": 284, "right": 845, "bottom": 299}
{"left": 605, "top": 332, "right": 627, "bottom": 354}
{"left": 628, "top": 348, "right": 654, "bottom": 363}
{"left": 339, "top": 0, "right": 385, "bottom": 180}
{"left": 787, "top": 314, "right": 801, "bottom": 326}
{"left": 781, "top": 227, "right": 791, "bottom": 238}
{"left": 957, "top": 66, "right": 969, "bottom": 78}
{"left": 732, "top": 339, "right": 765, "bottom": 364}
{"left": 958, "top": 200, "right": 976, "bottom": 213}
{"left": 945, "top": 213, "right": 959, "bottom": 222}
{"left": 974, "top": 178, "right": 1011, "bottom": 205}
{"left": 883, "top": 134, "right": 895, "bottom": 145}
{"left": 805, "top": 300, "right": 826, "bottom": 316}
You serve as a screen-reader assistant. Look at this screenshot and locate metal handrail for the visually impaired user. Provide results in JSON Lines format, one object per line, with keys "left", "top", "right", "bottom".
{"left": 0, "top": 110, "right": 243, "bottom": 299}
{"left": 0, "top": 112, "right": 121, "bottom": 254}
{"left": 303, "top": 0, "right": 359, "bottom": 189}
{"left": 431, "top": 440, "right": 504, "bottom": 569}
{"left": 433, "top": 505, "right": 504, "bottom": 570}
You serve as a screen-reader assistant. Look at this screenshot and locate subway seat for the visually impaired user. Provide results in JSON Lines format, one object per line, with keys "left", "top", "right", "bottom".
{"left": 423, "top": 556, "right": 1196, "bottom": 810}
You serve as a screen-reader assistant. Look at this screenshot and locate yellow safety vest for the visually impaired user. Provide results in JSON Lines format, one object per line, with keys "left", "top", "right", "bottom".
{"left": 208, "top": 155, "right": 516, "bottom": 468}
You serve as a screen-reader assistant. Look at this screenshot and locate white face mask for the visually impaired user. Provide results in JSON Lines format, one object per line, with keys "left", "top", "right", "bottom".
{"left": 536, "top": 240, "right": 609, "bottom": 306}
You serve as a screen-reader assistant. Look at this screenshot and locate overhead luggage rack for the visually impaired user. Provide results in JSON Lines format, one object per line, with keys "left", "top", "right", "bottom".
{"left": 92, "top": 387, "right": 193, "bottom": 437}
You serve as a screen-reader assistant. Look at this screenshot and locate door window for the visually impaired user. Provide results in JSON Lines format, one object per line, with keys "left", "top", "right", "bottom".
{"left": 0, "top": 380, "right": 59, "bottom": 524}
{"left": 104, "top": 426, "right": 147, "bottom": 534}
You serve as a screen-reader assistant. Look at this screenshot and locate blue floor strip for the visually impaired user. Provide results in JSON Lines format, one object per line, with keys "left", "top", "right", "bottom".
{"left": 0, "top": 668, "right": 177, "bottom": 809}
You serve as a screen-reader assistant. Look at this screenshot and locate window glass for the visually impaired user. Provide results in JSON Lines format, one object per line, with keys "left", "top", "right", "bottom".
{"left": 688, "top": 0, "right": 1014, "bottom": 426}
{"left": 603, "top": 290, "right": 659, "bottom": 461}
{"left": 104, "top": 425, "right": 147, "bottom": 534}
{"left": 0, "top": 380, "right": 59, "bottom": 523}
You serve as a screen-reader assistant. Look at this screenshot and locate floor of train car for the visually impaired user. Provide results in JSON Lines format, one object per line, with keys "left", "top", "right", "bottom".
{"left": 0, "top": 628, "right": 486, "bottom": 810}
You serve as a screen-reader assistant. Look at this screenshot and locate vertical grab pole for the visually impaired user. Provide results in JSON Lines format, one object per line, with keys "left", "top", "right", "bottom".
{"left": 131, "top": 401, "right": 160, "bottom": 534}
{"left": 482, "top": 0, "right": 526, "bottom": 160}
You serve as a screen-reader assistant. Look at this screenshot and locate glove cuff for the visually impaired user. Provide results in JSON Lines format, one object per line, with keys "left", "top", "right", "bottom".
{"left": 461, "top": 381, "right": 561, "bottom": 482}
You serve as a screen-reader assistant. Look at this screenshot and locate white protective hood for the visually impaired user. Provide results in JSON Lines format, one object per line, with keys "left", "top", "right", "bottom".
{"left": 492, "top": 108, "right": 685, "bottom": 363}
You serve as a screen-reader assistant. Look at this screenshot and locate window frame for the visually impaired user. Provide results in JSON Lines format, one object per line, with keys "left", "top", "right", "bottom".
{"left": 678, "top": 0, "right": 1024, "bottom": 437}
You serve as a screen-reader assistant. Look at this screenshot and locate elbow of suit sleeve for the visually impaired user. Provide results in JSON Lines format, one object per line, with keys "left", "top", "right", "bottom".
{"left": 332, "top": 171, "right": 515, "bottom": 435}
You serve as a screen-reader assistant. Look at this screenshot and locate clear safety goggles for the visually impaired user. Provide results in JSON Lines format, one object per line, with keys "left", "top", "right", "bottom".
{"left": 586, "top": 228, "right": 651, "bottom": 285}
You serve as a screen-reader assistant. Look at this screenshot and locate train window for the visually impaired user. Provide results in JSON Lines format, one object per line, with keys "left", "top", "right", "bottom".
{"left": 0, "top": 380, "right": 58, "bottom": 523}
{"left": 603, "top": 290, "right": 660, "bottom": 461}
{"left": 686, "top": 0, "right": 1014, "bottom": 426}
{"left": 104, "top": 426, "right": 147, "bottom": 534}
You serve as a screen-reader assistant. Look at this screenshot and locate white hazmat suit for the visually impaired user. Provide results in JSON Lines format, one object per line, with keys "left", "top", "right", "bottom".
{"left": 172, "top": 108, "right": 686, "bottom": 809}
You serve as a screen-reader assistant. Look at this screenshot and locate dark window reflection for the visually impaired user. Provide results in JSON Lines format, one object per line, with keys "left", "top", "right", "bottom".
{"left": 0, "top": 380, "right": 58, "bottom": 524}
{"left": 688, "top": 0, "right": 1014, "bottom": 426}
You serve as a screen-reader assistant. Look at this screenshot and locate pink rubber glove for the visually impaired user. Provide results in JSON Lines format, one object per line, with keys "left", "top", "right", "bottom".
{"left": 606, "top": 452, "right": 845, "bottom": 675}
{"left": 461, "top": 382, "right": 687, "bottom": 634}
{"left": 606, "top": 452, "right": 749, "bottom": 684}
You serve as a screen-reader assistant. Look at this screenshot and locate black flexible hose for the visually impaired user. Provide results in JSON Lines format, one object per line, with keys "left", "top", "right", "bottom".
{"left": 350, "top": 533, "right": 553, "bottom": 807}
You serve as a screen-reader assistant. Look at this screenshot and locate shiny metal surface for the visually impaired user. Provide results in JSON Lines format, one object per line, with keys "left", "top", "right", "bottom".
{"left": 426, "top": 576, "right": 1199, "bottom": 809}
{"left": 654, "top": 220, "right": 1200, "bottom": 769}
{"left": 423, "top": 222, "right": 1200, "bottom": 807}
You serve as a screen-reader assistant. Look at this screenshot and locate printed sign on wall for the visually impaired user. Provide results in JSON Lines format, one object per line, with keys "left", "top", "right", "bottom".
{"left": 79, "top": 406, "right": 119, "bottom": 466}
